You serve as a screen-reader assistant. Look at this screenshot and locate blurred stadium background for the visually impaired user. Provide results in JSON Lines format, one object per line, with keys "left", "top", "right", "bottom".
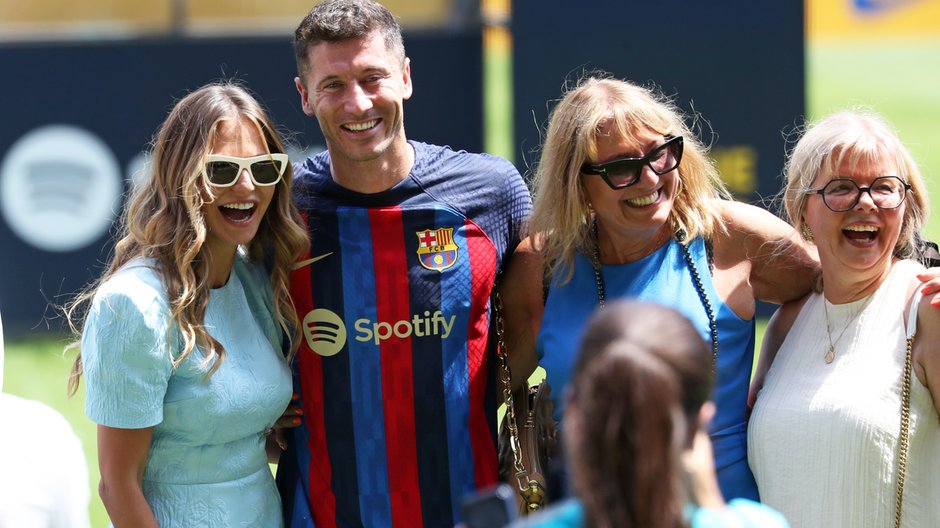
{"left": 1, "top": 1, "right": 938, "bottom": 525}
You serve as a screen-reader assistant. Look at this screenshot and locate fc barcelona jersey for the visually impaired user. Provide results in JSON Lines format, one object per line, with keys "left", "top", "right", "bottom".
{"left": 279, "top": 141, "right": 531, "bottom": 528}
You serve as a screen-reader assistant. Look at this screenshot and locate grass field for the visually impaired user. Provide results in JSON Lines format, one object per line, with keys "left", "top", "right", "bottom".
{"left": 4, "top": 35, "right": 940, "bottom": 528}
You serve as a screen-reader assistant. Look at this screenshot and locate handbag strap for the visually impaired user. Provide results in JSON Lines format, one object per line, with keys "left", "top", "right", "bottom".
{"left": 493, "top": 288, "right": 548, "bottom": 512}
{"left": 894, "top": 290, "right": 921, "bottom": 528}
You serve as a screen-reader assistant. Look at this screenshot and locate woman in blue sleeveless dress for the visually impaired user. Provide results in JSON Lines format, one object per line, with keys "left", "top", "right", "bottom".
{"left": 499, "top": 75, "right": 819, "bottom": 502}
{"left": 66, "top": 82, "right": 308, "bottom": 527}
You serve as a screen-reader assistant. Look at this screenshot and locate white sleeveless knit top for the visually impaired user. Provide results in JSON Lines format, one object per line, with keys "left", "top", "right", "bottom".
{"left": 748, "top": 259, "right": 939, "bottom": 527}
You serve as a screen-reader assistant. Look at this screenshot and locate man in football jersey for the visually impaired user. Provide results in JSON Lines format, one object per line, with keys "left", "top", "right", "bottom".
{"left": 277, "top": 1, "right": 531, "bottom": 526}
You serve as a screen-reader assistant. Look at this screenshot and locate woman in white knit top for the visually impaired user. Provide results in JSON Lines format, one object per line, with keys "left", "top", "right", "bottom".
{"left": 748, "top": 110, "right": 940, "bottom": 528}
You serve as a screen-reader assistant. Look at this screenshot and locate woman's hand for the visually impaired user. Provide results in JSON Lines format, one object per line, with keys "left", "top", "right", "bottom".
{"left": 917, "top": 268, "right": 940, "bottom": 306}
{"left": 682, "top": 427, "right": 725, "bottom": 510}
{"left": 267, "top": 393, "right": 303, "bottom": 462}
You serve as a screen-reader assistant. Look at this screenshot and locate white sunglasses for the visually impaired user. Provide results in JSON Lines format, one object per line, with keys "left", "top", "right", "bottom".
{"left": 203, "top": 153, "right": 289, "bottom": 187}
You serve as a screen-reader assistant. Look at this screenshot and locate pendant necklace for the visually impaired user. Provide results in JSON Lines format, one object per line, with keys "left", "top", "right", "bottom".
{"left": 822, "top": 294, "right": 874, "bottom": 364}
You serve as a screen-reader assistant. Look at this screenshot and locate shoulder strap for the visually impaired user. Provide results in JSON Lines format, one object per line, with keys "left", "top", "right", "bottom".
{"left": 906, "top": 289, "right": 922, "bottom": 340}
{"left": 894, "top": 288, "right": 920, "bottom": 528}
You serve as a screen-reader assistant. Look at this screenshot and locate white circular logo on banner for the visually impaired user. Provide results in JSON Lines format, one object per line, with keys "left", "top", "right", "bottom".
{"left": 0, "top": 125, "right": 122, "bottom": 252}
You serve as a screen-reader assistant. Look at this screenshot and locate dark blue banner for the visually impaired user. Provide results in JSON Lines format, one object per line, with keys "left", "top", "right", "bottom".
{"left": 511, "top": 0, "right": 804, "bottom": 201}
{"left": 0, "top": 33, "right": 482, "bottom": 335}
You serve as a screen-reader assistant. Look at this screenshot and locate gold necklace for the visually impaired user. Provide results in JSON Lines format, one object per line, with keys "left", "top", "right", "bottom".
{"left": 822, "top": 294, "right": 874, "bottom": 364}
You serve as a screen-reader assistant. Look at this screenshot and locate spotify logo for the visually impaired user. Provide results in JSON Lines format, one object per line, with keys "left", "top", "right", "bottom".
{"left": 0, "top": 125, "right": 122, "bottom": 252}
{"left": 303, "top": 308, "right": 347, "bottom": 357}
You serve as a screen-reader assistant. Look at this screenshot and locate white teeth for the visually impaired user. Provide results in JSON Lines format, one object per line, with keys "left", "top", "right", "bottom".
{"left": 626, "top": 191, "right": 658, "bottom": 207}
{"left": 844, "top": 224, "right": 878, "bottom": 232}
{"left": 221, "top": 203, "right": 253, "bottom": 210}
{"left": 345, "top": 120, "right": 378, "bottom": 131}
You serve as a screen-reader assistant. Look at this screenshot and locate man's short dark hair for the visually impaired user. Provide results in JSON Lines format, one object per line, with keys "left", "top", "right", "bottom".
{"left": 294, "top": 0, "right": 406, "bottom": 85}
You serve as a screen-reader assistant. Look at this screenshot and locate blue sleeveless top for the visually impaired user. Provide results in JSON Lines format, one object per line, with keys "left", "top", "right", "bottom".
{"left": 537, "top": 237, "right": 759, "bottom": 501}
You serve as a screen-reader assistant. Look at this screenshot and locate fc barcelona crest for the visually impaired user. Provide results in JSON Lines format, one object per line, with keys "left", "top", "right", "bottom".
{"left": 416, "top": 227, "right": 459, "bottom": 271}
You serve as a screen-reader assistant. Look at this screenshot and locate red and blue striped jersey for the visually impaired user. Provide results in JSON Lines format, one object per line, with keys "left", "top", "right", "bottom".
{"left": 279, "top": 142, "right": 531, "bottom": 528}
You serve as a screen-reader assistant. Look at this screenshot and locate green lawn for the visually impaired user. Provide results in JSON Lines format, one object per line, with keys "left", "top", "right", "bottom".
{"left": 3, "top": 337, "right": 107, "bottom": 526}
{"left": 4, "top": 36, "right": 938, "bottom": 528}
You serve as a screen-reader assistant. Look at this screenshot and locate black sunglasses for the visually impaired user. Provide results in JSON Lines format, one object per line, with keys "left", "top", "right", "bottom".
{"left": 581, "top": 136, "right": 684, "bottom": 190}
{"left": 581, "top": 136, "right": 682, "bottom": 190}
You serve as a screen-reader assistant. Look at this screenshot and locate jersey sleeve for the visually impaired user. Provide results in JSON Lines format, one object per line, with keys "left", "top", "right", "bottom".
{"left": 503, "top": 163, "right": 533, "bottom": 253}
{"left": 82, "top": 284, "right": 174, "bottom": 429}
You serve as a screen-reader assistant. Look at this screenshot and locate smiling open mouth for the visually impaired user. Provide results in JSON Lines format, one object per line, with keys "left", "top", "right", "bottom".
{"left": 626, "top": 190, "right": 659, "bottom": 207}
{"left": 343, "top": 119, "right": 378, "bottom": 132}
{"left": 220, "top": 202, "right": 256, "bottom": 223}
{"left": 843, "top": 224, "right": 878, "bottom": 243}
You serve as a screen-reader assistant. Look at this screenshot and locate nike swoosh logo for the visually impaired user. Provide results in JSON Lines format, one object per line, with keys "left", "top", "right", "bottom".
{"left": 292, "top": 252, "right": 334, "bottom": 270}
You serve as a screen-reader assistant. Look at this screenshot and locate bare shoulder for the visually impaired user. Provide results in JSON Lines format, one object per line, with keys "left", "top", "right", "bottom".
{"left": 711, "top": 200, "right": 818, "bottom": 304}
{"left": 503, "top": 236, "right": 543, "bottom": 285}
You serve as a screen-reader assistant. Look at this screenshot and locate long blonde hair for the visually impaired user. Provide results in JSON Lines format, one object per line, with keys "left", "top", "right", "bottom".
{"left": 529, "top": 75, "right": 729, "bottom": 283}
{"left": 67, "top": 82, "right": 309, "bottom": 395}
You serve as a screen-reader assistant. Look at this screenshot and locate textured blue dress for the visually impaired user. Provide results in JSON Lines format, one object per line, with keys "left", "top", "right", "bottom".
{"left": 83, "top": 256, "right": 291, "bottom": 527}
{"left": 537, "top": 238, "right": 759, "bottom": 501}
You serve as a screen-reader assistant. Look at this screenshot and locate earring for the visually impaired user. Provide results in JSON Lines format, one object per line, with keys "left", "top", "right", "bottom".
{"left": 801, "top": 224, "right": 814, "bottom": 242}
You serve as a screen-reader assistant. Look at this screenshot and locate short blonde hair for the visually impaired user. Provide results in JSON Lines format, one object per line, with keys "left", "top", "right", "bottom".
{"left": 783, "top": 109, "right": 929, "bottom": 260}
{"left": 529, "top": 75, "right": 729, "bottom": 283}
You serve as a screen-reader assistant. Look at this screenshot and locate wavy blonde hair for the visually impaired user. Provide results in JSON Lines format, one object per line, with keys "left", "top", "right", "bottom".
{"left": 783, "top": 109, "right": 929, "bottom": 260}
{"left": 67, "top": 82, "right": 309, "bottom": 395}
{"left": 529, "top": 75, "right": 730, "bottom": 284}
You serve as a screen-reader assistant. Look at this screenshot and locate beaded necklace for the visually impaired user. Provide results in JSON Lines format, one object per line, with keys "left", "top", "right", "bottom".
{"left": 590, "top": 219, "right": 719, "bottom": 370}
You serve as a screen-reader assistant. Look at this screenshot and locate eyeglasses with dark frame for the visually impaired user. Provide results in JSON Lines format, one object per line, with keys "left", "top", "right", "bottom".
{"left": 804, "top": 176, "right": 912, "bottom": 212}
{"left": 203, "top": 153, "right": 289, "bottom": 188}
{"left": 580, "top": 135, "right": 684, "bottom": 190}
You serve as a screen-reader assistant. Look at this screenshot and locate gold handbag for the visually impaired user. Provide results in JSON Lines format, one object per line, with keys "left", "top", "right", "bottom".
{"left": 493, "top": 291, "right": 558, "bottom": 515}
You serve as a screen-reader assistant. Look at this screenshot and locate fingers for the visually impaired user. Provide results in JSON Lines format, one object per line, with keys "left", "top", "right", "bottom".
{"left": 276, "top": 408, "right": 303, "bottom": 429}
{"left": 275, "top": 393, "right": 304, "bottom": 429}
{"left": 917, "top": 272, "right": 940, "bottom": 306}
{"left": 274, "top": 428, "right": 288, "bottom": 451}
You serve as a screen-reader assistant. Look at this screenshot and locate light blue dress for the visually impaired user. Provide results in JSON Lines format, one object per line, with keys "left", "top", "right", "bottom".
{"left": 512, "top": 498, "right": 789, "bottom": 527}
{"left": 83, "top": 256, "right": 291, "bottom": 527}
{"left": 537, "top": 238, "right": 759, "bottom": 501}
